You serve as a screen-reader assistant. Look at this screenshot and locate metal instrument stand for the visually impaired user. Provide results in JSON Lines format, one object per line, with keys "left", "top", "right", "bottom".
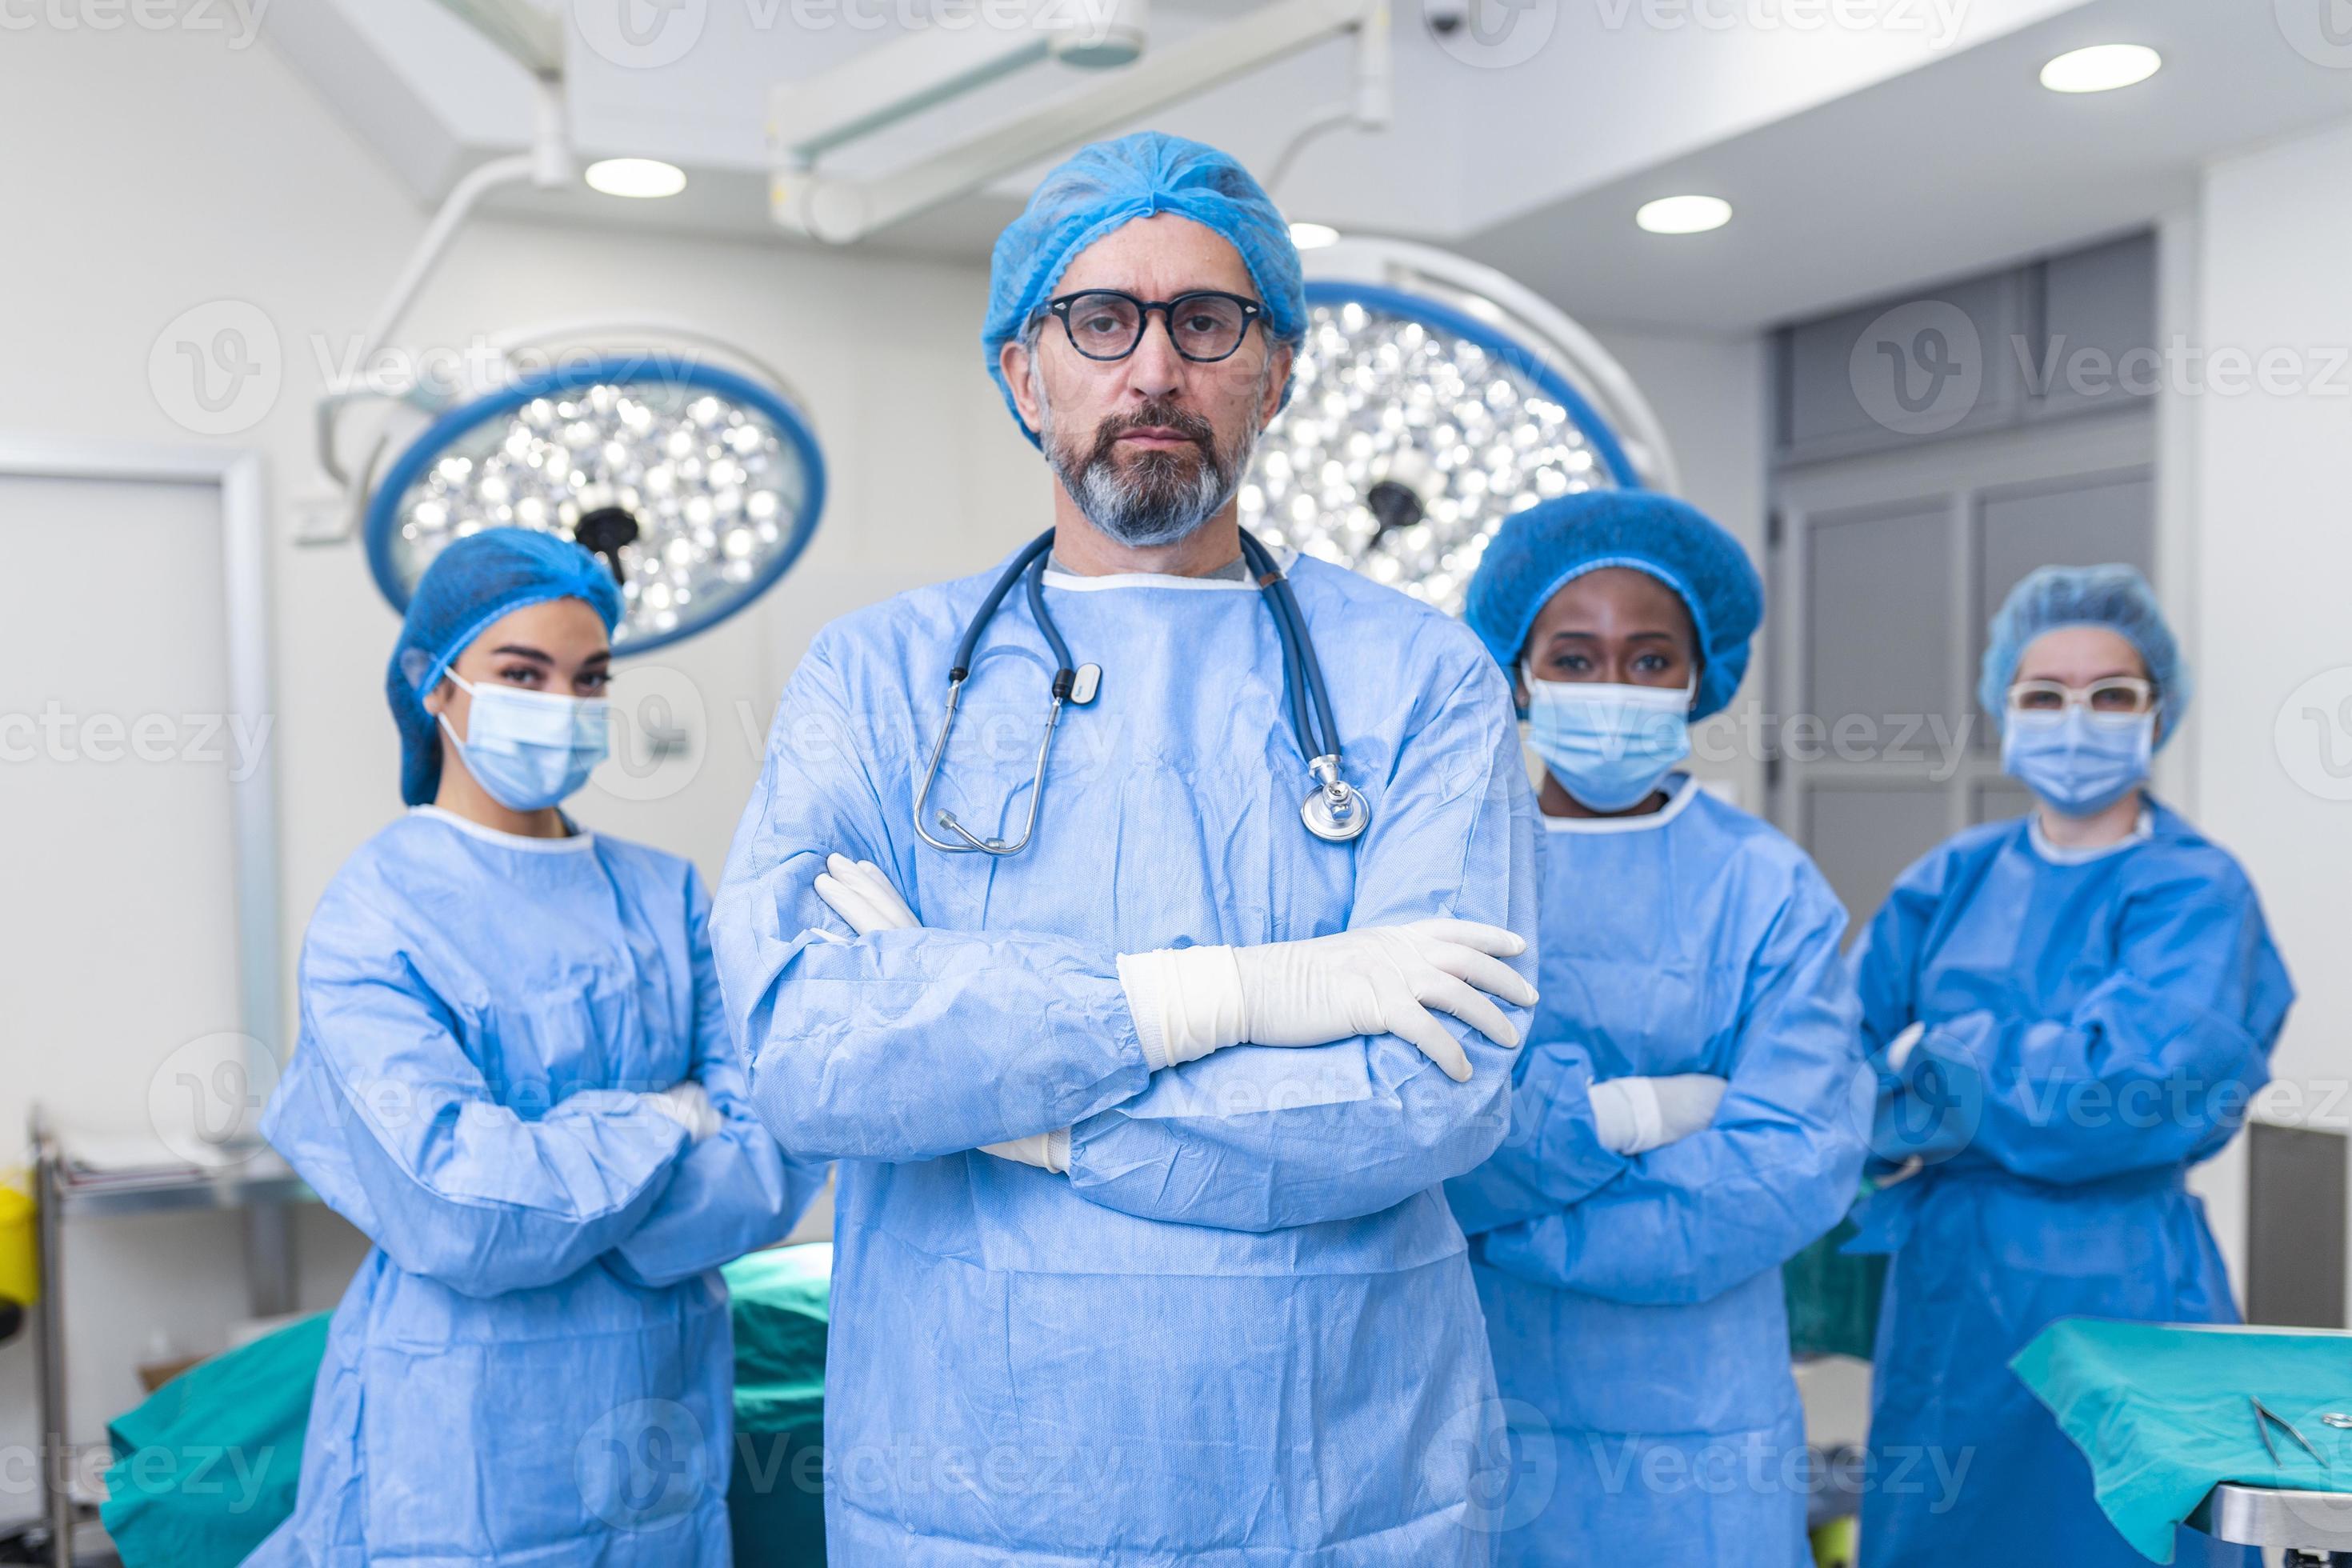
{"left": 18, "top": 1108, "right": 313, "bottom": 1566}
{"left": 2189, "top": 1482, "right": 2352, "bottom": 1565}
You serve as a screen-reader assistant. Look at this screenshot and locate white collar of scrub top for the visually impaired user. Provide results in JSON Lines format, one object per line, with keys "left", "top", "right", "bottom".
{"left": 1538, "top": 772, "right": 1703, "bottom": 835}
{"left": 2027, "top": 806, "right": 2154, "bottom": 866}
{"left": 1038, "top": 545, "right": 1299, "bottom": 593}
{"left": 408, "top": 804, "right": 597, "bottom": 854}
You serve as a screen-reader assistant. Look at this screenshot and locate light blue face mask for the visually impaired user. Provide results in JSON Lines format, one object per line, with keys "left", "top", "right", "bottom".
{"left": 2002, "top": 707, "right": 2154, "bottom": 818}
{"left": 436, "top": 672, "right": 610, "bottom": 811}
{"left": 1522, "top": 669, "right": 1694, "bottom": 812}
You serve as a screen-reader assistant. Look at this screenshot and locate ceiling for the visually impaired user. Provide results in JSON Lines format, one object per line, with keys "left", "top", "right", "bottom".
{"left": 1466, "top": 0, "right": 2352, "bottom": 330}
{"left": 266, "top": 0, "right": 2352, "bottom": 334}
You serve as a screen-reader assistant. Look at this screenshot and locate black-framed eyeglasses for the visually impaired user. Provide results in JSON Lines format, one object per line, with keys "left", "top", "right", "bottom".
{"left": 1044, "top": 289, "right": 1265, "bottom": 363}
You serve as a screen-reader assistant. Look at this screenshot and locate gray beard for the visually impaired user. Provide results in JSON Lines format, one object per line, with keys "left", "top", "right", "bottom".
{"left": 1037, "top": 390, "right": 1263, "bottom": 548}
{"left": 1058, "top": 444, "right": 1234, "bottom": 546}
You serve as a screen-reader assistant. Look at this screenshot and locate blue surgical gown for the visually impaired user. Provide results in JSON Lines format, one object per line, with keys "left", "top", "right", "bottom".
{"left": 252, "top": 808, "right": 818, "bottom": 1567}
{"left": 1443, "top": 779, "right": 1866, "bottom": 1566}
{"left": 712, "top": 549, "right": 1539, "bottom": 1566}
{"left": 1850, "top": 803, "right": 2293, "bottom": 1568}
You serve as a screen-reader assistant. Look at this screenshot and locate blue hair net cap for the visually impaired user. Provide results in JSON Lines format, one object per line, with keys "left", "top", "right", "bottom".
{"left": 1462, "top": 490, "right": 1763, "bottom": 720}
{"left": 982, "top": 131, "right": 1306, "bottom": 448}
{"left": 386, "top": 527, "right": 624, "bottom": 806}
{"left": 1978, "top": 563, "right": 2189, "bottom": 745}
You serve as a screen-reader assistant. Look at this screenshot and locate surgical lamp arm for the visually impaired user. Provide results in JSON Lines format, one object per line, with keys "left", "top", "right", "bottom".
{"left": 308, "top": 74, "right": 572, "bottom": 538}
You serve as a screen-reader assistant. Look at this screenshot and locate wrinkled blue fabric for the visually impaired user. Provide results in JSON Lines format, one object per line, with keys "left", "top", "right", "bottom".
{"left": 714, "top": 546, "right": 1538, "bottom": 1565}
{"left": 1978, "top": 563, "right": 2190, "bottom": 744}
{"left": 982, "top": 131, "right": 1307, "bottom": 446}
{"left": 389, "top": 527, "right": 623, "bottom": 806}
{"left": 1847, "top": 801, "right": 2293, "bottom": 1568}
{"left": 1445, "top": 779, "right": 1866, "bottom": 1566}
{"left": 1462, "top": 490, "right": 1762, "bottom": 719}
{"left": 252, "top": 810, "right": 819, "bottom": 1566}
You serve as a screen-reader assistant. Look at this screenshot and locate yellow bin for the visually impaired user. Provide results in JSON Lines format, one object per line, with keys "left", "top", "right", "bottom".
{"left": 0, "top": 1173, "right": 38, "bottom": 1305}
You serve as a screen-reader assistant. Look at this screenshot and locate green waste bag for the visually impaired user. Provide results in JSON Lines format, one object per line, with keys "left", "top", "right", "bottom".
{"left": 99, "top": 1245, "right": 834, "bottom": 1568}
{"left": 101, "top": 1311, "right": 328, "bottom": 1567}
{"left": 1784, "top": 1193, "right": 1886, "bottom": 1362}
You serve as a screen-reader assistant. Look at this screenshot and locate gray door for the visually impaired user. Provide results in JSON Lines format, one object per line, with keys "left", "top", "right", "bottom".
{"left": 1770, "top": 414, "right": 2157, "bottom": 929}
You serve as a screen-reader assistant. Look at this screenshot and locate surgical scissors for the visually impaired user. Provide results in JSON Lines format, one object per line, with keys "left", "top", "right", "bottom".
{"left": 2253, "top": 1397, "right": 2332, "bottom": 1470}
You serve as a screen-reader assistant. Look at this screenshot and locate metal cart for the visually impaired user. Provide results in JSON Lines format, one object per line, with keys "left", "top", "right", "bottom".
{"left": 14, "top": 1108, "right": 313, "bottom": 1567}
{"left": 2190, "top": 1481, "right": 2352, "bottom": 1566}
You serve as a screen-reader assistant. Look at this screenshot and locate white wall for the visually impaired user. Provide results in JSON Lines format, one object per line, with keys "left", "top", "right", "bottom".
{"left": 0, "top": 18, "right": 1042, "bottom": 1482}
{"left": 2190, "top": 114, "right": 2352, "bottom": 1315}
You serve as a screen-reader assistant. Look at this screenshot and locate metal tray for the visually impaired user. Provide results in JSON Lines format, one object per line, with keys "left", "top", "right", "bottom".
{"left": 2189, "top": 1482, "right": 2352, "bottom": 1549}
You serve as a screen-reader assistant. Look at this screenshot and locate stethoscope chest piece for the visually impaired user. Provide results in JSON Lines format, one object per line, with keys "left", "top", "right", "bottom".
{"left": 1301, "top": 755, "right": 1371, "bottom": 842}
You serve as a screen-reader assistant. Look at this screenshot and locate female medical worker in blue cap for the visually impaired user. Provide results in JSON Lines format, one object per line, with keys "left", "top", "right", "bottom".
{"left": 1850, "top": 564, "right": 2293, "bottom": 1567}
{"left": 251, "top": 527, "right": 818, "bottom": 1567}
{"left": 1446, "top": 490, "right": 1867, "bottom": 1566}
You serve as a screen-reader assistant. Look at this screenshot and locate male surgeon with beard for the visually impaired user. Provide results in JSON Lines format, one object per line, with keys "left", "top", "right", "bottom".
{"left": 712, "top": 133, "right": 1542, "bottom": 1565}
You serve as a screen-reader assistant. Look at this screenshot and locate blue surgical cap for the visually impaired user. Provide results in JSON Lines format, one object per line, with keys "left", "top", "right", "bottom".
{"left": 1978, "top": 563, "right": 2188, "bottom": 743}
{"left": 1463, "top": 490, "right": 1763, "bottom": 720}
{"left": 982, "top": 131, "right": 1306, "bottom": 448}
{"left": 386, "top": 527, "right": 623, "bottom": 806}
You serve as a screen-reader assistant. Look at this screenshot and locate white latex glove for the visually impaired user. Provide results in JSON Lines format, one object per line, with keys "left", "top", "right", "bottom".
{"left": 1116, "top": 920, "right": 1536, "bottom": 1083}
{"left": 814, "top": 854, "right": 919, "bottom": 936}
{"left": 1886, "top": 1020, "right": 1926, "bottom": 1072}
{"left": 980, "top": 1130, "right": 1070, "bottom": 1173}
{"left": 813, "top": 855, "right": 1071, "bottom": 1170}
{"left": 646, "top": 1080, "right": 722, "bottom": 1143}
{"left": 1588, "top": 1074, "right": 1727, "bottom": 1155}
{"left": 1652, "top": 1072, "right": 1730, "bottom": 1143}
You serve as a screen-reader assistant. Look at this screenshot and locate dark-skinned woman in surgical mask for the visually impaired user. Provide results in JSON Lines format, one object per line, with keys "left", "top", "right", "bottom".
{"left": 1444, "top": 490, "right": 1866, "bottom": 1566}
{"left": 1848, "top": 565, "right": 2293, "bottom": 1568}
{"left": 250, "top": 527, "right": 818, "bottom": 1566}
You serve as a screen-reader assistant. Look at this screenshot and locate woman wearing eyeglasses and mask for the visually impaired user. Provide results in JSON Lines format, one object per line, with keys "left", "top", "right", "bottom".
{"left": 1850, "top": 565, "right": 2294, "bottom": 1568}
{"left": 252, "top": 528, "right": 816, "bottom": 1567}
{"left": 1444, "top": 492, "right": 1866, "bottom": 1566}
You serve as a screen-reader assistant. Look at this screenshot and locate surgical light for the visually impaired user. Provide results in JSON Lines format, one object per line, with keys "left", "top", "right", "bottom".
{"left": 1289, "top": 222, "right": 1342, "bottom": 251}
{"left": 364, "top": 358, "right": 825, "bottom": 654}
{"left": 2039, "top": 44, "right": 2161, "bottom": 94}
{"left": 1245, "top": 240, "right": 1673, "bottom": 615}
{"left": 586, "top": 158, "right": 688, "bottom": 198}
{"left": 1635, "top": 194, "right": 1732, "bottom": 235}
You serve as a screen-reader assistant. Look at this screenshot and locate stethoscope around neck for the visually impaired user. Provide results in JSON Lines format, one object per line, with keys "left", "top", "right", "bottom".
{"left": 911, "top": 526, "right": 1371, "bottom": 857}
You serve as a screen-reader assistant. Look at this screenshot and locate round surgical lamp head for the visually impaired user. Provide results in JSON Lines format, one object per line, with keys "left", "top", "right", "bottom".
{"left": 364, "top": 358, "right": 826, "bottom": 654}
{"left": 1244, "top": 237, "right": 1675, "bottom": 614}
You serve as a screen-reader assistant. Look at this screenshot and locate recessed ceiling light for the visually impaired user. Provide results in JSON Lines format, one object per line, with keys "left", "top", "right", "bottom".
{"left": 585, "top": 158, "right": 687, "bottom": 199}
{"left": 1635, "top": 195, "right": 1732, "bottom": 235}
{"left": 1289, "top": 222, "right": 1342, "bottom": 250}
{"left": 2039, "top": 43, "right": 2162, "bottom": 94}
